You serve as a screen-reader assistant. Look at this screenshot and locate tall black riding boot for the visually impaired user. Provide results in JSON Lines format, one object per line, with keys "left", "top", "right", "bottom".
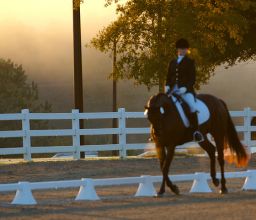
{"left": 189, "top": 112, "right": 204, "bottom": 142}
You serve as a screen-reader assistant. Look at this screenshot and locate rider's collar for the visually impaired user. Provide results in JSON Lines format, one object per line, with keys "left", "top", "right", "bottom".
{"left": 177, "top": 55, "right": 185, "bottom": 63}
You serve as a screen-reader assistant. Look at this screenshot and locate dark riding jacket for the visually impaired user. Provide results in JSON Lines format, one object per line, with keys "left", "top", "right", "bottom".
{"left": 166, "top": 56, "right": 196, "bottom": 93}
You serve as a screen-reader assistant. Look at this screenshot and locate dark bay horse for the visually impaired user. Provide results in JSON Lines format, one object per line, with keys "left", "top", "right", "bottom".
{"left": 145, "top": 93, "right": 249, "bottom": 195}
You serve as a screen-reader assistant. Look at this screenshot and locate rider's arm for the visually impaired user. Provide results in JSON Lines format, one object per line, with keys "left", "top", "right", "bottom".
{"left": 166, "top": 60, "right": 175, "bottom": 89}
{"left": 190, "top": 60, "right": 196, "bottom": 86}
{"left": 165, "top": 85, "right": 171, "bottom": 93}
{"left": 184, "top": 59, "right": 196, "bottom": 90}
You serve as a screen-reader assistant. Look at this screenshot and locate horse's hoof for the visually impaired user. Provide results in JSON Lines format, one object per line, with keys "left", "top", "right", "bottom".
{"left": 154, "top": 192, "right": 164, "bottom": 198}
{"left": 155, "top": 190, "right": 165, "bottom": 198}
{"left": 171, "top": 185, "right": 180, "bottom": 195}
{"left": 219, "top": 188, "right": 228, "bottom": 194}
{"left": 213, "top": 178, "right": 220, "bottom": 187}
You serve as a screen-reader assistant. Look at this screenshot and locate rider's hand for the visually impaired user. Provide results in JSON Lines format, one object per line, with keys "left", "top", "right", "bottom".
{"left": 174, "top": 87, "right": 187, "bottom": 95}
{"left": 178, "top": 87, "right": 187, "bottom": 94}
{"left": 165, "top": 85, "right": 170, "bottom": 94}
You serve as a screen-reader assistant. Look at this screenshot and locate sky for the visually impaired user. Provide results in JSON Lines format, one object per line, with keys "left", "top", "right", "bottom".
{"left": 0, "top": 0, "right": 255, "bottom": 111}
{"left": 0, "top": 0, "right": 117, "bottom": 82}
{"left": 0, "top": 0, "right": 117, "bottom": 34}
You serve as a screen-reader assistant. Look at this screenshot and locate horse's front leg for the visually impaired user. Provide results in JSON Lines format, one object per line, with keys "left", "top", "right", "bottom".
{"left": 155, "top": 143, "right": 166, "bottom": 196}
{"left": 162, "top": 146, "right": 180, "bottom": 195}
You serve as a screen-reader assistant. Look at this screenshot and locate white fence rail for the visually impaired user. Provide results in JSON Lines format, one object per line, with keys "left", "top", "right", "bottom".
{"left": 0, "top": 170, "right": 256, "bottom": 205}
{"left": 0, "top": 108, "right": 256, "bottom": 161}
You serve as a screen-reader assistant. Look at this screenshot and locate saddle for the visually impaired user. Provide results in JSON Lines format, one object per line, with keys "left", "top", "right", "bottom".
{"left": 170, "top": 94, "right": 210, "bottom": 128}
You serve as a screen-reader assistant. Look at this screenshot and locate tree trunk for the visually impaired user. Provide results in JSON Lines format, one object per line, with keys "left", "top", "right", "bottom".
{"left": 159, "top": 77, "right": 165, "bottom": 93}
{"left": 112, "top": 39, "right": 118, "bottom": 156}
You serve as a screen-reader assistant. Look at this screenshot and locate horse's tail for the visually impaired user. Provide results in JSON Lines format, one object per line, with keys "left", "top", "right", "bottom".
{"left": 221, "top": 100, "right": 250, "bottom": 167}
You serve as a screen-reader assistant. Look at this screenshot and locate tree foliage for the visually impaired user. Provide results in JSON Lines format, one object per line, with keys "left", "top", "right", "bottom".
{"left": 0, "top": 59, "right": 51, "bottom": 113}
{"left": 0, "top": 59, "right": 52, "bottom": 150}
{"left": 92, "top": 0, "right": 256, "bottom": 91}
{"left": 73, "top": 0, "right": 84, "bottom": 10}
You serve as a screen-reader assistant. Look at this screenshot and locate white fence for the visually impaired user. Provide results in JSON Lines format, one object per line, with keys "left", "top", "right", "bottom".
{"left": 0, "top": 108, "right": 256, "bottom": 161}
{"left": 0, "top": 170, "right": 256, "bottom": 205}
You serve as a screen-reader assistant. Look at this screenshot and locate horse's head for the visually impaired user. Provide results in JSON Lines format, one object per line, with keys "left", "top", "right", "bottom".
{"left": 144, "top": 93, "right": 172, "bottom": 134}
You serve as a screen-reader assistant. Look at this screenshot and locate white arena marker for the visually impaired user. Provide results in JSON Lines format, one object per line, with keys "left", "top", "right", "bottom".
{"left": 242, "top": 170, "right": 256, "bottom": 190}
{"left": 75, "top": 178, "right": 100, "bottom": 201}
{"left": 135, "top": 175, "right": 156, "bottom": 197}
{"left": 11, "top": 182, "right": 37, "bottom": 205}
{"left": 190, "top": 172, "right": 212, "bottom": 193}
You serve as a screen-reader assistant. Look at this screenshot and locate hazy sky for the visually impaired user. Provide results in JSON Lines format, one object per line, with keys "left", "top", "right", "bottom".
{"left": 0, "top": 0, "right": 117, "bottom": 36}
{"left": 0, "top": 0, "right": 117, "bottom": 82}
{"left": 0, "top": 0, "right": 255, "bottom": 111}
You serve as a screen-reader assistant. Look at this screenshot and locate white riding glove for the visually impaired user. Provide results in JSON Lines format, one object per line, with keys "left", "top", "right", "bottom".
{"left": 174, "top": 87, "right": 187, "bottom": 95}
{"left": 165, "top": 85, "right": 171, "bottom": 94}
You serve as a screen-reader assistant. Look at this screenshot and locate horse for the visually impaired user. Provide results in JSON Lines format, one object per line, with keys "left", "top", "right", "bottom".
{"left": 144, "top": 93, "right": 249, "bottom": 195}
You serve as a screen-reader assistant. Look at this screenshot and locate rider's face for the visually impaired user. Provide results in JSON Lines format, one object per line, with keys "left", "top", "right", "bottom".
{"left": 177, "top": 48, "right": 188, "bottom": 56}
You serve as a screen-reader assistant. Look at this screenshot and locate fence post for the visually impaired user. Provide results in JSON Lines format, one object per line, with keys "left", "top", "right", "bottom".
{"left": 22, "top": 109, "right": 32, "bottom": 161}
{"left": 72, "top": 109, "right": 81, "bottom": 160}
{"left": 118, "top": 108, "right": 127, "bottom": 159}
{"left": 244, "top": 107, "right": 251, "bottom": 150}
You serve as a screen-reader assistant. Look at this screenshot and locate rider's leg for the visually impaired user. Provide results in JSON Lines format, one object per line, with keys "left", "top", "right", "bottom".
{"left": 181, "top": 93, "right": 204, "bottom": 142}
{"left": 190, "top": 112, "right": 204, "bottom": 142}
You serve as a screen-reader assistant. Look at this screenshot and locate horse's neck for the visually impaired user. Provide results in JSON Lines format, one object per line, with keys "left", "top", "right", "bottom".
{"left": 159, "top": 95, "right": 184, "bottom": 128}
{"left": 168, "top": 97, "right": 186, "bottom": 127}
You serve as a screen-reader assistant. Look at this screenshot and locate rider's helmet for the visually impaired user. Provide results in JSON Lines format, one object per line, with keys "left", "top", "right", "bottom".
{"left": 175, "top": 38, "right": 190, "bottom": 49}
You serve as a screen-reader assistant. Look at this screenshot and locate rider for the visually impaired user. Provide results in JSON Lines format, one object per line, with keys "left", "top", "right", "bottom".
{"left": 165, "top": 38, "right": 204, "bottom": 142}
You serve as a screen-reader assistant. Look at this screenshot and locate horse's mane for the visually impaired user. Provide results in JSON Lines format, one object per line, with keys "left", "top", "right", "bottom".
{"left": 147, "top": 93, "right": 170, "bottom": 108}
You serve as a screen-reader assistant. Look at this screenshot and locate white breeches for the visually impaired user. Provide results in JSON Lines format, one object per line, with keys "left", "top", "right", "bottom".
{"left": 181, "top": 93, "right": 197, "bottom": 113}
{"left": 172, "top": 85, "right": 197, "bottom": 113}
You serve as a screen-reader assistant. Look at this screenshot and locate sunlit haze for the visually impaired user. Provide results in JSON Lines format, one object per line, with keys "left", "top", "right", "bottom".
{"left": 0, "top": 0, "right": 117, "bottom": 81}
{"left": 0, "top": 0, "right": 255, "bottom": 111}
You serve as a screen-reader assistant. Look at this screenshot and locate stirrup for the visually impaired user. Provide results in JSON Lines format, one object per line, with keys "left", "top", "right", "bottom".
{"left": 193, "top": 131, "right": 204, "bottom": 143}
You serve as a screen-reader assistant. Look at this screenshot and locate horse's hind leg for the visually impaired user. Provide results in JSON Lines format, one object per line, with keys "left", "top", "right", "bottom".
{"left": 199, "top": 135, "right": 219, "bottom": 187}
{"left": 213, "top": 134, "right": 228, "bottom": 194}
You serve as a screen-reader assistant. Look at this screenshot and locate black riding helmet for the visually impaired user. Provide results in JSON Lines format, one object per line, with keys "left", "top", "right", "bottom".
{"left": 175, "top": 38, "right": 189, "bottom": 49}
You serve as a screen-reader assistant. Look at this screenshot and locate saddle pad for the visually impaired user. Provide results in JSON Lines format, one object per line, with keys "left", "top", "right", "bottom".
{"left": 171, "top": 95, "right": 210, "bottom": 128}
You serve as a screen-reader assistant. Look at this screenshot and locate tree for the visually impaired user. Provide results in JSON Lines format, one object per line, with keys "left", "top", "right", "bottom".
{"left": 73, "top": 0, "right": 84, "bottom": 9}
{"left": 73, "top": 0, "right": 85, "bottom": 158}
{"left": 96, "top": 0, "right": 256, "bottom": 91}
{"left": 0, "top": 58, "right": 51, "bottom": 150}
{"left": 251, "top": 117, "right": 256, "bottom": 141}
{"left": 0, "top": 59, "right": 51, "bottom": 113}
{"left": 91, "top": 20, "right": 124, "bottom": 154}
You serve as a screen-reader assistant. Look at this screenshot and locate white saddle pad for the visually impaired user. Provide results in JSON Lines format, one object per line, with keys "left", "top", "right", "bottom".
{"left": 171, "top": 95, "right": 210, "bottom": 128}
